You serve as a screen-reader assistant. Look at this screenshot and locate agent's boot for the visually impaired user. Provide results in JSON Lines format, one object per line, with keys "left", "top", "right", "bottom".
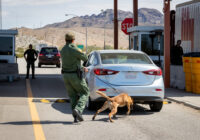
{"left": 73, "top": 109, "right": 84, "bottom": 122}
{"left": 72, "top": 113, "right": 78, "bottom": 123}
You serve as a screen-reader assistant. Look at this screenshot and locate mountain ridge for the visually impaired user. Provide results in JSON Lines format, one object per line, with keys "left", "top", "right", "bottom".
{"left": 43, "top": 8, "right": 163, "bottom": 29}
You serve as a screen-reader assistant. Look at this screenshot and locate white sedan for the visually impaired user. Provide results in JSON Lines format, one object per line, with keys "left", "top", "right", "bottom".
{"left": 84, "top": 50, "right": 164, "bottom": 112}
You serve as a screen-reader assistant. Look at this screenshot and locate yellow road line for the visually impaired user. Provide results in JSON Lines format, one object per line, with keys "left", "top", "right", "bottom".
{"left": 26, "top": 79, "right": 46, "bottom": 140}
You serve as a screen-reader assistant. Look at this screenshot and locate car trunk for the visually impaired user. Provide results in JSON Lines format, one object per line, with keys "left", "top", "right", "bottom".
{"left": 96, "top": 64, "right": 157, "bottom": 86}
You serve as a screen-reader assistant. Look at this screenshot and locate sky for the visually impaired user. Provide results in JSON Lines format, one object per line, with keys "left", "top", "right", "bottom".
{"left": 2, "top": 0, "right": 191, "bottom": 29}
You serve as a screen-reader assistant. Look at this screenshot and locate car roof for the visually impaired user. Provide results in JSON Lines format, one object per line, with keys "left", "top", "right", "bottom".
{"left": 94, "top": 50, "right": 145, "bottom": 54}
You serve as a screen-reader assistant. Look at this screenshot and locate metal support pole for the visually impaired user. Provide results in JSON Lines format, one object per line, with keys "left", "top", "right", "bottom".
{"left": 129, "top": 35, "right": 131, "bottom": 50}
{"left": 86, "top": 27, "right": 88, "bottom": 54}
{"left": 133, "top": 0, "right": 138, "bottom": 26}
{"left": 101, "top": 9, "right": 106, "bottom": 50}
{"left": 104, "top": 25, "right": 106, "bottom": 50}
{"left": 114, "top": 0, "right": 118, "bottom": 50}
{"left": 163, "top": 0, "right": 171, "bottom": 88}
{"left": 0, "top": 0, "right": 2, "bottom": 29}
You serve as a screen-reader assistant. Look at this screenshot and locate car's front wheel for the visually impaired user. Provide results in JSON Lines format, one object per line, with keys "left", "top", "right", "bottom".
{"left": 149, "top": 102, "right": 163, "bottom": 112}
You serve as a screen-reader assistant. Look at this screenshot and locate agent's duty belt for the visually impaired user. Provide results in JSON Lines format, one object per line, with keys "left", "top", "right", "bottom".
{"left": 61, "top": 70, "right": 77, "bottom": 74}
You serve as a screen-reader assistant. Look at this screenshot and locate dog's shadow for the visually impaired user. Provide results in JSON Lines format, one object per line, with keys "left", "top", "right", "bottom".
{"left": 51, "top": 102, "right": 154, "bottom": 123}
{"left": 92, "top": 115, "right": 123, "bottom": 122}
{"left": 88, "top": 104, "right": 154, "bottom": 122}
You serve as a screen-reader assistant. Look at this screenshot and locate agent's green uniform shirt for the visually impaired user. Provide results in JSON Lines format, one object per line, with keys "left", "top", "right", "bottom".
{"left": 61, "top": 43, "right": 87, "bottom": 71}
{"left": 61, "top": 43, "right": 90, "bottom": 114}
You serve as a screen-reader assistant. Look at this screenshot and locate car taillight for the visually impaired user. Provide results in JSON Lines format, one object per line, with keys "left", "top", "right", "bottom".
{"left": 56, "top": 53, "right": 61, "bottom": 57}
{"left": 143, "top": 69, "right": 162, "bottom": 76}
{"left": 155, "top": 89, "right": 162, "bottom": 91}
{"left": 94, "top": 69, "right": 119, "bottom": 75}
{"left": 98, "top": 88, "right": 107, "bottom": 91}
{"left": 39, "top": 53, "right": 44, "bottom": 56}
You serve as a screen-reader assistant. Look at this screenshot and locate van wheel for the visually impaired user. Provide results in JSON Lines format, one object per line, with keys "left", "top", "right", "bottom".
{"left": 149, "top": 102, "right": 163, "bottom": 112}
{"left": 87, "top": 97, "right": 95, "bottom": 110}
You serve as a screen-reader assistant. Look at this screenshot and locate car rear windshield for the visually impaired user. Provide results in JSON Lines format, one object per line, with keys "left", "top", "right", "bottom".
{"left": 100, "top": 53, "right": 152, "bottom": 64}
{"left": 40, "top": 48, "right": 58, "bottom": 54}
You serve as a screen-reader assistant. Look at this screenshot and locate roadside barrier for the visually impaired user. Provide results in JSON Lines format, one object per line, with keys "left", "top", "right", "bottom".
{"left": 183, "top": 52, "right": 200, "bottom": 94}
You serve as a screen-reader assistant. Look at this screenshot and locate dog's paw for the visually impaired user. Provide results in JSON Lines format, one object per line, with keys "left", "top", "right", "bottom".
{"left": 126, "top": 112, "right": 130, "bottom": 115}
{"left": 113, "top": 115, "right": 117, "bottom": 119}
{"left": 92, "top": 116, "right": 95, "bottom": 121}
{"left": 110, "top": 119, "right": 114, "bottom": 123}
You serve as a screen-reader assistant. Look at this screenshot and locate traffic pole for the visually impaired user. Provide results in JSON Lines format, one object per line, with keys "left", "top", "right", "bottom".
{"left": 163, "top": 0, "right": 171, "bottom": 88}
{"left": 133, "top": 0, "right": 138, "bottom": 26}
{"left": 114, "top": 0, "right": 118, "bottom": 50}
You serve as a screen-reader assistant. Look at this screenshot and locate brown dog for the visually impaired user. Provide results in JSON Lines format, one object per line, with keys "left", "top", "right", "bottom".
{"left": 92, "top": 91, "right": 134, "bottom": 122}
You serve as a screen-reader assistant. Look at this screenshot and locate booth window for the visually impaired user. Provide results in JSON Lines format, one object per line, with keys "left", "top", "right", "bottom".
{"left": 134, "top": 36, "right": 138, "bottom": 50}
{"left": 0, "top": 37, "right": 13, "bottom": 55}
{"left": 141, "top": 34, "right": 164, "bottom": 56}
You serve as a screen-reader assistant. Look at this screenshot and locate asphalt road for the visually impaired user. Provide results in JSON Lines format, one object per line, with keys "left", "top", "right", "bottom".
{"left": 0, "top": 59, "right": 200, "bottom": 140}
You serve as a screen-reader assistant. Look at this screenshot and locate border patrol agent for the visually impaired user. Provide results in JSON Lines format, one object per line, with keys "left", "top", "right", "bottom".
{"left": 24, "top": 44, "right": 38, "bottom": 79}
{"left": 61, "top": 33, "right": 90, "bottom": 123}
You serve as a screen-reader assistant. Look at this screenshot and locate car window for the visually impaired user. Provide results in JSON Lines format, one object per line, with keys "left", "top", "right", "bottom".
{"left": 93, "top": 56, "right": 98, "bottom": 65}
{"left": 40, "top": 48, "right": 58, "bottom": 54}
{"left": 100, "top": 53, "right": 152, "bottom": 64}
{"left": 88, "top": 54, "right": 95, "bottom": 66}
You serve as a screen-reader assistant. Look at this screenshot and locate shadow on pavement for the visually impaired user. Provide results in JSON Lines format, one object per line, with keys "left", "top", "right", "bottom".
{"left": 0, "top": 75, "right": 67, "bottom": 99}
{"left": 0, "top": 121, "right": 74, "bottom": 125}
{"left": 165, "top": 88, "right": 200, "bottom": 98}
{"left": 0, "top": 79, "right": 27, "bottom": 97}
{"left": 51, "top": 102, "right": 154, "bottom": 117}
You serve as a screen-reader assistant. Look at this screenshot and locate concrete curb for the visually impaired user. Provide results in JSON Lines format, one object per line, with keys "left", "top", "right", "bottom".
{"left": 166, "top": 97, "right": 200, "bottom": 110}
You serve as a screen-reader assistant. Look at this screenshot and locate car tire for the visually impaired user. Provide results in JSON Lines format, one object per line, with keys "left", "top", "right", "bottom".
{"left": 38, "top": 63, "right": 41, "bottom": 68}
{"left": 86, "top": 97, "right": 96, "bottom": 110}
{"left": 149, "top": 101, "right": 163, "bottom": 112}
{"left": 56, "top": 64, "right": 61, "bottom": 68}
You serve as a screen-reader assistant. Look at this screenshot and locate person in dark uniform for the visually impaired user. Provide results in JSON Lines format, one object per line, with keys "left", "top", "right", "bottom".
{"left": 171, "top": 40, "right": 183, "bottom": 65}
{"left": 24, "top": 44, "right": 38, "bottom": 79}
{"left": 61, "top": 33, "right": 90, "bottom": 123}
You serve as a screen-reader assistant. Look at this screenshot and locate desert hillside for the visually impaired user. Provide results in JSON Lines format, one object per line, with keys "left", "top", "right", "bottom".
{"left": 16, "top": 27, "right": 129, "bottom": 50}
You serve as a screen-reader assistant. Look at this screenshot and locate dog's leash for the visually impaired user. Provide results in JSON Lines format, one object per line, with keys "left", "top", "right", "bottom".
{"left": 95, "top": 76, "right": 121, "bottom": 94}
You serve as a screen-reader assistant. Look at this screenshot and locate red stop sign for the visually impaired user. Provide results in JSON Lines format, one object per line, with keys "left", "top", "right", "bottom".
{"left": 121, "top": 18, "right": 134, "bottom": 35}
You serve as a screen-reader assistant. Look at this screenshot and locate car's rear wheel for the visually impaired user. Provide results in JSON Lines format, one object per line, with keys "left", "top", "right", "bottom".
{"left": 38, "top": 63, "right": 41, "bottom": 68}
{"left": 149, "top": 101, "right": 163, "bottom": 112}
{"left": 56, "top": 64, "right": 60, "bottom": 68}
{"left": 86, "top": 97, "right": 96, "bottom": 110}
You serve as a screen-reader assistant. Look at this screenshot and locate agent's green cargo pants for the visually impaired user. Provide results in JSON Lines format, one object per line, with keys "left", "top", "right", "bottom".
{"left": 63, "top": 73, "right": 90, "bottom": 113}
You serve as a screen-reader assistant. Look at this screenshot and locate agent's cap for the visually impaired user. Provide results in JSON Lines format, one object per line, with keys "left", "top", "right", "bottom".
{"left": 65, "top": 33, "right": 75, "bottom": 41}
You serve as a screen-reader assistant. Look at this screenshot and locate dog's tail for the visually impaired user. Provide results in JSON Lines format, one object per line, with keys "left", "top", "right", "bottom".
{"left": 96, "top": 91, "right": 113, "bottom": 101}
